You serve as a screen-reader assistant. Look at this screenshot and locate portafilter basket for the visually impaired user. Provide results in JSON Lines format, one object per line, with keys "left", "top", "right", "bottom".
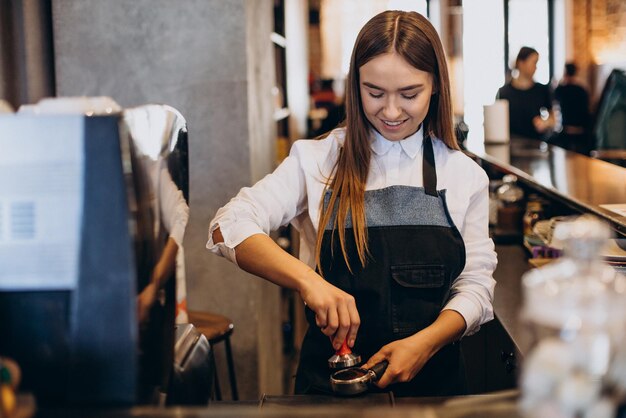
{"left": 329, "top": 360, "right": 388, "bottom": 396}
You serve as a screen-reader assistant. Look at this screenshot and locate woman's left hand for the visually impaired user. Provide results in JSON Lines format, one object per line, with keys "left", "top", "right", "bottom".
{"left": 362, "top": 332, "right": 437, "bottom": 389}
{"left": 362, "top": 310, "right": 467, "bottom": 388}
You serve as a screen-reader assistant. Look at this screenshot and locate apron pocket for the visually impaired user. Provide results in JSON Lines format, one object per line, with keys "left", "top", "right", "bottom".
{"left": 390, "top": 264, "right": 446, "bottom": 337}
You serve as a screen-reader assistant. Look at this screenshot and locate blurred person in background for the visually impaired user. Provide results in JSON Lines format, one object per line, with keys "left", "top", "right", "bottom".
{"left": 554, "top": 62, "right": 591, "bottom": 155}
{"left": 497, "top": 46, "right": 555, "bottom": 140}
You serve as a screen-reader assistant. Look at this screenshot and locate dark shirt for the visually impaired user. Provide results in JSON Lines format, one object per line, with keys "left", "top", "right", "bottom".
{"left": 497, "top": 82, "right": 553, "bottom": 139}
{"left": 554, "top": 83, "right": 590, "bottom": 129}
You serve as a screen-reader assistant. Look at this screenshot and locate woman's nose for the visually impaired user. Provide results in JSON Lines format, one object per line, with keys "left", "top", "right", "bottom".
{"left": 382, "top": 99, "right": 402, "bottom": 119}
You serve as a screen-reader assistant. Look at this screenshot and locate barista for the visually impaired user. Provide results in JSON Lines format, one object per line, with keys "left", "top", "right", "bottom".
{"left": 207, "top": 10, "right": 496, "bottom": 396}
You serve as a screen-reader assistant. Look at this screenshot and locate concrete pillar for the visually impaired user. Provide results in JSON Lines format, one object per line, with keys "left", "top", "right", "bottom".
{"left": 52, "top": 0, "right": 282, "bottom": 399}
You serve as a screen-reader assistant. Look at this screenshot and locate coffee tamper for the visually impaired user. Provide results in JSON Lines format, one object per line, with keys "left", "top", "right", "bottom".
{"left": 328, "top": 340, "right": 361, "bottom": 370}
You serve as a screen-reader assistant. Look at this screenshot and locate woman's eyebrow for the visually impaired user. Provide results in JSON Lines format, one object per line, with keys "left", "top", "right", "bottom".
{"left": 362, "top": 81, "right": 423, "bottom": 91}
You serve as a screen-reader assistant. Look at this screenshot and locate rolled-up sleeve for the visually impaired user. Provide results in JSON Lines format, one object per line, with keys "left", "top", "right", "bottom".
{"left": 206, "top": 142, "right": 308, "bottom": 265}
{"left": 443, "top": 172, "right": 497, "bottom": 336}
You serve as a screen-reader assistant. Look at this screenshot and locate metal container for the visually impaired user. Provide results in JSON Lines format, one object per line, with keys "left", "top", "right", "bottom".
{"left": 330, "top": 361, "right": 388, "bottom": 396}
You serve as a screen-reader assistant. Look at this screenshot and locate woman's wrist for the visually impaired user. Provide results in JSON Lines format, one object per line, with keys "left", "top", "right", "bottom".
{"left": 410, "top": 310, "right": 466, "bottom": 355}
{"left": 407, "top": 328, "right": 439, "bottom": 359}
{"left": 294, "top": 266, "right": 322, "bottom": 296}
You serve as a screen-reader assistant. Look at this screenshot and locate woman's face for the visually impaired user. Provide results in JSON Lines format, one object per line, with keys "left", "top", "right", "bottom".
{"left": 517, "top": 53, "right": 539, "bottom": 79}
{"left": 359, "top": 52, "right": 434, "bottom": 141}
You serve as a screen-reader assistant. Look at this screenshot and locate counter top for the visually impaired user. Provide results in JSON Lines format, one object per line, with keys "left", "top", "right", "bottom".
{"left": 491, "top": 245, "right": 531, "bottom": 356}
{"left": 38, "top": 390, "right": 521, "bottom": 418}
{"left": 465, "top": 138, "right": 626, "bottom": 235}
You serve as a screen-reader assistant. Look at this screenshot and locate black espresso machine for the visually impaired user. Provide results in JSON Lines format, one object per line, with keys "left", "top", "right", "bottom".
{"left": 0, "top": 103, "right": 189, "bottom": 406}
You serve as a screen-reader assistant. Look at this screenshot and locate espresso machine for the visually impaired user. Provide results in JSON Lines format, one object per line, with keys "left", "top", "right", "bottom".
{"left": 0, "top": 99, "right": 189, "bottom": 406}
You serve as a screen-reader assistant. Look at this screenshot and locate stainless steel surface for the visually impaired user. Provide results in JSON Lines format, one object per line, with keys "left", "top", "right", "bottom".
{"left": 329, "top": 361, "right": 388, "bottom": 396}
{"left": 123, "top": 104, "right": 189, "bottom": 247}
{"left": 327, "top": 352, "right": 362, "bottom": 370}
{"left": 330, "top": 368, "right": 372, "bottom": 396}
{"left": 124, "top": 104, "right": 188, "bottom": 162}
{"left": 173, "top": 324, "right": 199, "bottom": 367}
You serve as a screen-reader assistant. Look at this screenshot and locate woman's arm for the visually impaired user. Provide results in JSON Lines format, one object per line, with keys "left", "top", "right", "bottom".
{"left": 213, "top": 228, "right": 360, "bottom": 349}
{"left": 207, "top": 139, "right": 360, "bottom": 349}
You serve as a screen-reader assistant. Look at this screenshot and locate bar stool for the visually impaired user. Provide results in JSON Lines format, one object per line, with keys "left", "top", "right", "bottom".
{"left": 187, "top": 310, "right": 238, "bottom": 400}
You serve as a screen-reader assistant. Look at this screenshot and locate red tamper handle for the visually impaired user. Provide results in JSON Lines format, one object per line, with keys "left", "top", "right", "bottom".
{"left": 328, "top": 337, "right": 360, "bottom": 369}
{"left": 336, "top": 339, "right": 352, "bottom": 356}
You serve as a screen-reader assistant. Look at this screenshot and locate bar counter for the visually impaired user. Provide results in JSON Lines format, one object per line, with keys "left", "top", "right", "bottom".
{"left": 465, "top": 137, "right": 626, "bottom": 235}
{"left": 37, "top": 390, "right": 521, "bottom": 417}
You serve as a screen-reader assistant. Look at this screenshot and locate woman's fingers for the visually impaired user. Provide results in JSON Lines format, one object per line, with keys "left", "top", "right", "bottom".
{"left": 323, "top": 307, "right": 339, "bottom": 338}
{"left": 375, "top": 367, "right": 394, "bottom": 388}
{"left": 331, "top": 303, "right": 351, "bottom": 350}
{"left": 315, "top": 307, "right": 328, "bottom": 329}
{"left": 346, "top": 297, "right": 360, "bottom": 347}
{"left": 300, "top": 275, "right": 360, "bottom": 345}
{"left": 363, "top": 351, "right": 391, "bottom": 388}
{"left": 363, "top": 351, "right": 387, "bottom": 371}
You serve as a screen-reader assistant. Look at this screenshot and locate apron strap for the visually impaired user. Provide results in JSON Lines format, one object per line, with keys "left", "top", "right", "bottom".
{"left": 422, "top": 134, "right": 438, "bottom": 197}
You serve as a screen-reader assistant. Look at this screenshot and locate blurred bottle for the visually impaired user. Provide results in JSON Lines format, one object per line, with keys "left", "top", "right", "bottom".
{"left": 496, "top": 174, "right": 524, "bottom": 239}
{"left": 520, "top": 215, "right": 626, "bottom": 418}
{"left": 523, "top": 198, "right": 544, "bottom": 237}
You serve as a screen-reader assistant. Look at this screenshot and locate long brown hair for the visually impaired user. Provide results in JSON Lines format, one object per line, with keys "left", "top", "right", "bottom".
{"left": 315, "top": 10, "right": 458, "bottom": 273}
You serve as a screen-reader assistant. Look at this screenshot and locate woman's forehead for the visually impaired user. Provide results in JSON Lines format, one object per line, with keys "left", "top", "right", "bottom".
{"left": 359, "top": 53, "right": 433, "bottom": 87}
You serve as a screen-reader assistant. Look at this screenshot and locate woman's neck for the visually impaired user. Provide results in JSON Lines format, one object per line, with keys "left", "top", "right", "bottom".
{"left": 512, "top": 74, "right": 534, "bottom": 90}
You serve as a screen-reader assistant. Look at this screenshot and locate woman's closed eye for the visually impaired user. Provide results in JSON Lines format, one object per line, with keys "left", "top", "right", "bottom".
{"left": 368, "top": 92, "right": 417, "bottom": 100}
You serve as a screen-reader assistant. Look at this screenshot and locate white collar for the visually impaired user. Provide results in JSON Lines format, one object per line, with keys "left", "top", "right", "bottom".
{"left": 370, "top": 126, "right": 423, "bottom": 160}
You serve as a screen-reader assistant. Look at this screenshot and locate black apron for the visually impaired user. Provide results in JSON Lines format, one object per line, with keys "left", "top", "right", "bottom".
{"left": 294, "top": 135, "right": 467, "bottom": 397}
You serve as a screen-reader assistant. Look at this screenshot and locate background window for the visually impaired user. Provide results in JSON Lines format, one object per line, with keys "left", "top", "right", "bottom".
{"left": 320, "top": 0, "right": 428, "bottom": 80}
{"left": 462, "top": 0, "right": 505, "bottom": 145}
{"left": 508, "top": 0, "right": 550, "bottom": 84}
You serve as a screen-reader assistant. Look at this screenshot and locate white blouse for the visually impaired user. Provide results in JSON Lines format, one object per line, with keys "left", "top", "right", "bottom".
{"left": 207, "top": 127, "right": 497, "bottom": 336}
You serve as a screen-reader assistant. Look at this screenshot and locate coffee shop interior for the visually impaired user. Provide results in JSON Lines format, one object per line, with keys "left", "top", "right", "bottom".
{"left": 1, "top": 0, "right": 626, "bottom": 417}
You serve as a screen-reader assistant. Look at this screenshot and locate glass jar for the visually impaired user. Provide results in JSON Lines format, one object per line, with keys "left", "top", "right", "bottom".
{"left": 496, "top": 174, "right": 524, "bottom": 235}
{"left": 520, "top": 215, "right": 626, "bottom": 418}
{"left": 523, "top": 200, "right": 544, "bottom": 237}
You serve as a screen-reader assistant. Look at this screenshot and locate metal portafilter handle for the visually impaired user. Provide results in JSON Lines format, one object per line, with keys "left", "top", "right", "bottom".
{"left": 367, "top": 360, "right": 389, "bottom": 381}
{"left": 327, "top": 339, "right": 361, "bottom": 370}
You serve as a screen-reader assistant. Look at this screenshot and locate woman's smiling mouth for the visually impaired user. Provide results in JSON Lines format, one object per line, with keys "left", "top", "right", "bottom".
{"left": 381, "top": 119, "right": 407, "bottom": 129}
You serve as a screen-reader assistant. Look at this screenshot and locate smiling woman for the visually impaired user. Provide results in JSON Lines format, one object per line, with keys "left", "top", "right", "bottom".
{"left": 359, "top": 53, "right": 434, "bottom": 141}
{"left": 207, "top": 9, "right": 496, "bottom": 397}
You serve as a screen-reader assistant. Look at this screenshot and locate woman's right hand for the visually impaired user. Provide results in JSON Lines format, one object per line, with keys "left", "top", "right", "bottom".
{"left": 298, "top": 271, "right": 360, "bottom": 350}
